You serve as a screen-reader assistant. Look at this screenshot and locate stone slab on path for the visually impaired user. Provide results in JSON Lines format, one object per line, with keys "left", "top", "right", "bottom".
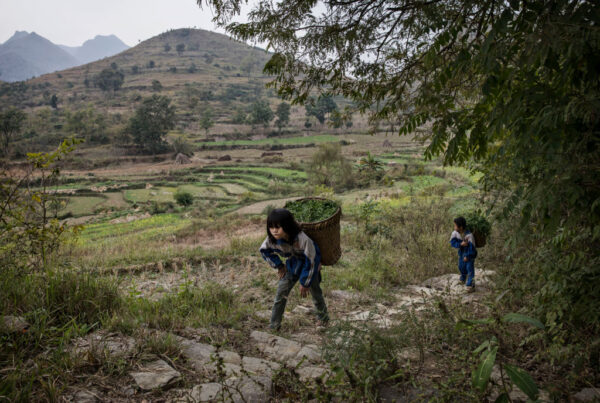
{"left": 71, "top": 331, "right": 136, "bottom": 357}
{"left": 296, "top": 365, "right": 328, "bottom": 381}
{"left": 421, "top": 270, "right": 496, "bottom": 294}
{"left": 250, "top": 330, "right": 303, "bottom": 361}
{"left": 129, "top": 359, "right": 180, "bottom": 391}
{"left": 573, "top": 388, "right": 600, "bottom": 402}
{"left": 181, "top": 376, "right": 272, "bottom": 403}
{"left": 225, "top": 375, "right": 272, "bottom": 403}
{"left": 185, "top": 383, "right": 222, "bottom": 402}
{"left": 180, "top": 337, "right": 281, "bottom": 377}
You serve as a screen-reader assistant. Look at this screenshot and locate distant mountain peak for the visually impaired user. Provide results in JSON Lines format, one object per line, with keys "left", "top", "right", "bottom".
{"left": 4, "top": 31, "right": 31, "bottom": 44}
{"left": 0, "top": 31, "right": 129, "bottom": 82}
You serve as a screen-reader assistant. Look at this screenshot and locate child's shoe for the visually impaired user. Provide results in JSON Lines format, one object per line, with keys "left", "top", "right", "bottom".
{"left": 466, "top": 284, "right": 475, "bottom": 293}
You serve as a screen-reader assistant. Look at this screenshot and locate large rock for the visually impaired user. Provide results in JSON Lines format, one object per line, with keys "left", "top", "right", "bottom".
{"left": 296, "top": 365, "right": 327, "bottom": 381}
{"left": 72, "top": 331, "right": 136, "bottom": 357}
{"left": 573, "top": 388, "right": 600, "bottom": 402}
{"left": 346, "top": 310, "right": 392, "bottom": 327}
{"left": 180, "top": 338, "right": 216, "bottom": 366}
{"left": 129, "top": 359, "right": 180, "bottom": 391}
{"left": 186, "top": 383, "right": 222, "bottom": 402}
{"left": 292, "top": 305, "right": 312, "bottom": 315}
{"left": 1, "top": 315, "right": 29, "bottom": 333}
{"left": 250, "top": 330, "right": 302, "bottom": 360}
{"left": 254, "top": 310, "right": 271, "bottom": 320}
{"left": 225, "top": 376, "right": 272, "bottom": 403}
{"left": 329, "top": 289, "right": 356, "bottom": 301}
{"left": 242, "top": 356, "right": 281, "bottom": 377}
{"left": 294, "top": 345, "right": 321, "bottom": 364}
{"left": 72, "top": 390, "right": 99, "bottom": 403}
{"left": 180, "top": 338, "right": 242, "bottom": 372}
{"left": 421, "top": 270, "right": 496, "bottom": 294}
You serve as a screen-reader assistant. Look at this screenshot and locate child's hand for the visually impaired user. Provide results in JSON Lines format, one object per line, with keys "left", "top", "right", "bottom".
{"left": 463, "top": 257, "right": 468, "bottom": 262}
{"left": 461, "top": 240, "right": 468, "bottom": 247}
{"left": 299, "top": 285, "right": 309, "bottom": 298}
{"left": 278, "top": 266, "right": 286, "bottom": 279}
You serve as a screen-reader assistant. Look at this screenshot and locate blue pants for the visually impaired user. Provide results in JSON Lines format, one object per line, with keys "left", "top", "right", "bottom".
{"left": 458, "top": 257, "right": 475, "bottom": 286}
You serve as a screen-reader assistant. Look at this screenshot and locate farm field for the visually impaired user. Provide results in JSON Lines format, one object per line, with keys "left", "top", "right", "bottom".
{"left": 52, "top": 132, "right": 481, "bottom": 272}
{"left": 199, "top": 134, "right": 342, "bottom": 147}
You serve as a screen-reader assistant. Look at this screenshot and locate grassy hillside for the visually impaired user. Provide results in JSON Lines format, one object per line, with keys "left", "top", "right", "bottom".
{"left": 0, "top": 28, "right": 272, "bottom": 110}
{"left": 0, "top": 28, "right": 335, "bottom": 156}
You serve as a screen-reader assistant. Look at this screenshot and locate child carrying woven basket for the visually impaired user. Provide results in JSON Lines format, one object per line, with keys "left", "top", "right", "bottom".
{"left": 259, "top": 208, "right": 329, "bottom": 331}
{"left": 450, "top": 216, "right": 478, "bottom": 292}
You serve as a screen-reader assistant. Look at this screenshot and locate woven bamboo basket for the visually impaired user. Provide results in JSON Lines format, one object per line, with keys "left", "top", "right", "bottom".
{"left": 473, "top": 230, "right": 486, "bottom": 248}
{"left": 289, "top": 197, "right": 342, "bottom": 266}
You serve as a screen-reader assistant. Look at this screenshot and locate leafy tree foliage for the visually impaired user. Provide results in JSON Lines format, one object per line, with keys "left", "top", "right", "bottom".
{"left": 202, "top": 0, "right": 600, "bottom": 333}
{"left": 151, "top": 80, "right": 163, "bottom": 92}
{"left": 49, "top": 94, "right": 58, "bottom": 109}
{"left": 0, "top": 139, "right": 81, "bottom": 272}
{"left": 232, "top": 106, "right": 247, "bottom": 124}
{"left": 94, "top": 68, "right": 124, "bottom": 92}
{"left": 127, "top": 95, "right": 176, "bottom": 154}
{"left": 0, "top": 108, "right": 26, "bottom": 157}
{"left": 176, "top": 43, "right": 185, "bottom": 56}
{"left": 65, "top": 107, "right": 108, "bottom": 144}
{"left": 199, "top": 105, "right": 215, "bottom": 135}
{"left": 305, "top": 95, "right": 337, "bottom": 125}
{"left": 275, "top": 102, "right": 290, "bottom": 132}
{"left": 248, "top": 99, "right": 274, "bottom": 128}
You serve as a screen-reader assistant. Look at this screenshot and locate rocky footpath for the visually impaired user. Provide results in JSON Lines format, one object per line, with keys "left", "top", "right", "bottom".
{"left": 57, "top": 269, "right": 595, "bottom": 402}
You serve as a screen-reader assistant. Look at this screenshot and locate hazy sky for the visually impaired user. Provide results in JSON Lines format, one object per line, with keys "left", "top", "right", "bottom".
{"left": 0, "top": 0, "right": 239, "bottom": 46}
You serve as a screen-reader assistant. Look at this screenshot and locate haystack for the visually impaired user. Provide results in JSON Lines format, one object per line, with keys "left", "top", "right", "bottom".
{"left": 175, "top": 153, "right": 192, "bottom": 164}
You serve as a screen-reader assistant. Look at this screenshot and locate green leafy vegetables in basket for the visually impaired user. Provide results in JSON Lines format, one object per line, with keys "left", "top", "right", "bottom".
{"left": 285, "top": 199, "right": 339, "bottom": 223}
{"left": 464, "top": 210, "right": 491, "bottom": 238}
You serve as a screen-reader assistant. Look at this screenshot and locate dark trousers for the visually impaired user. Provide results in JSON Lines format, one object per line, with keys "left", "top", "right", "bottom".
{"left": 270, "top": 271, "right": 328, "bottom": 329}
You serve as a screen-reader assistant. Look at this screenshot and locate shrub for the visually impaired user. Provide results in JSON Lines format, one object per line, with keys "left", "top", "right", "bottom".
{"left": 172, "top": 137, "right": 194, "bottom": 156}
{"left": 307, "top": 143, "right": 355, "bottom": 191}
{"left": 174, "top": 190, "right": 194, "bottom": 207}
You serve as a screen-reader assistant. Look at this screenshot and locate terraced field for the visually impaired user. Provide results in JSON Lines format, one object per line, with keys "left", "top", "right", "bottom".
{"left": 58, "top": 164, "right": 308, "bottom": 219}
{"left": 199, "top": 134, "right": 342, "bottom": 148}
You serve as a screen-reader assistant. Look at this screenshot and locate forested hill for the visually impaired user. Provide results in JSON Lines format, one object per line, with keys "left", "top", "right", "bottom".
{"left": 0, "top": 28, "right": 274, "bottom": 116}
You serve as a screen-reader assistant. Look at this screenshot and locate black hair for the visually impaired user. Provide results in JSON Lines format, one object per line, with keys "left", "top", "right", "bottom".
{"left": 267, "top": 208, "right": 301, "bottom": 243}
{"left": 454, "top": 216, "right": 467, "bottom": 230}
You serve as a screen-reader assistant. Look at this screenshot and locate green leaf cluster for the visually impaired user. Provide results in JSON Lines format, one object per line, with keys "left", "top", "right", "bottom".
{"left": 462, "top": 210, "right": 492, "bottom": 238}
{"left": 285, "top": 198, "right": 339, "bottom": 223}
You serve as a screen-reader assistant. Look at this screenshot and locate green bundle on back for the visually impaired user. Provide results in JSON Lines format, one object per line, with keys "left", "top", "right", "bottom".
{"left": 463, "top": 210, "right": 491, "bottom": 247}
{"left": 285, "top": 199, "right": 339, "bottom": 223}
